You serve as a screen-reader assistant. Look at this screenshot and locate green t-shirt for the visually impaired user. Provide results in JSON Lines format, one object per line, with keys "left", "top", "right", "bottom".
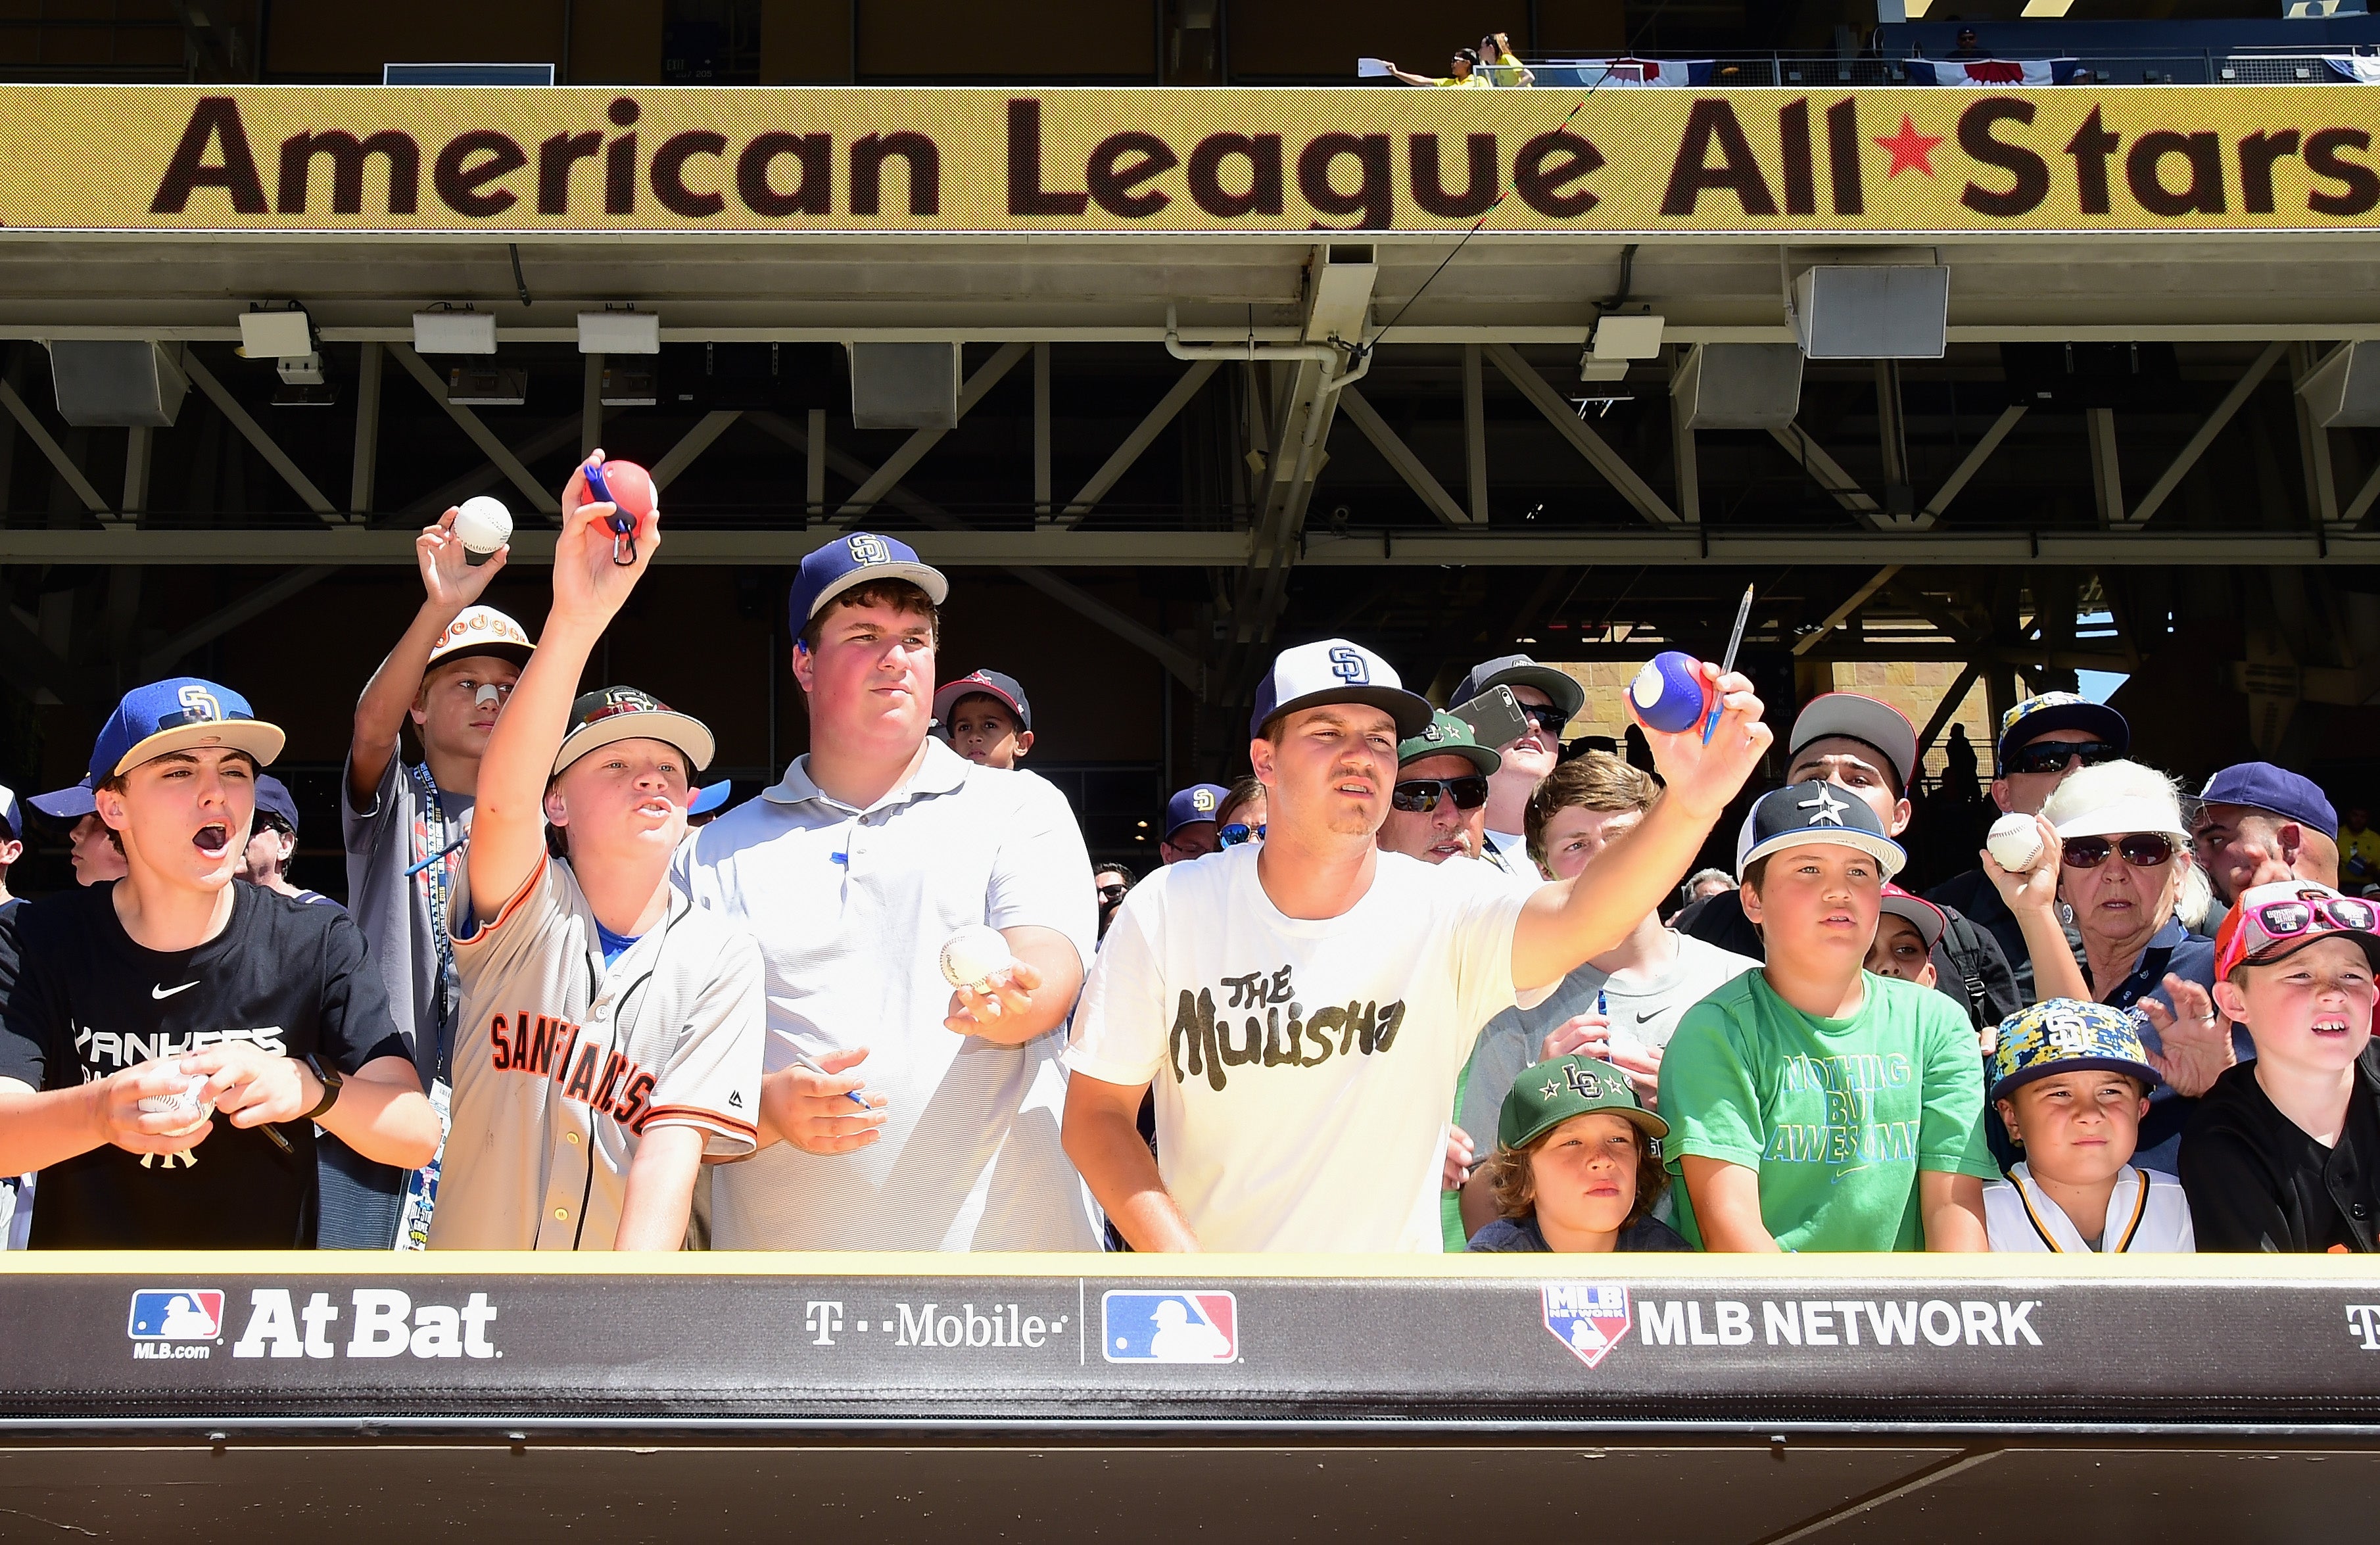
{"left": 1659, "top": 970, "right": 1995, "bottom": 1252}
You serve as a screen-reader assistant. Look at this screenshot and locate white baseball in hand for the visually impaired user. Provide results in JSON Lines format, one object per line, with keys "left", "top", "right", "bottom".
{"left": 138, "top": 1074, "right": 214, "bottom": 1122}
{"left": 1987, "top": 812, "right": 2045, "bottom": 872}
{"left": 454, "top": 496, "right": 513, "bottom": 563}
{"left": 940, "top": 924, "right": 1015, "bottom": 990}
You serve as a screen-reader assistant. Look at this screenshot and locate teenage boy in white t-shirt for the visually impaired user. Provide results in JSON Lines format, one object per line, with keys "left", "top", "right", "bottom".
{"left": 1064, "top": 638, "right": 1770, "bottom": 1253}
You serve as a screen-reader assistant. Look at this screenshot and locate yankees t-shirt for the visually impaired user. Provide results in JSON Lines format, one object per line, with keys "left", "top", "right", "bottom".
{"left": 0, "top": 882, "right": 407, "bottom": 1248}
{"left": 1067, "top": 844, "right": 1534, "bottom": 1253}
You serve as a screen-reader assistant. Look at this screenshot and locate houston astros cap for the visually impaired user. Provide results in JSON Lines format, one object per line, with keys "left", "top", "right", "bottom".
{"left": 1736, "top": 780, "right": 1906, "bottom": 880}
{"left": 2199, "top": 762, "right": 2339, "bottom": 842}
{"left": 1790, "top": 693, "right": 1920, "bottom": 792}
{"left": 0, "top": 784, "right": 17, "bottom": 840}
{"left": 1451, "top": 653, "right": 1584, "bottom": 724}
{"left": 1249, "top": 638, "right": 1433, "bottom": 740}
{"left": 2213, "top": 880, "right": 2380, "bottom": 980}
{"left": 424, "top": 605, "right": 535, "bottom": 671}
{"left": 252, "top": 774, "right": 302, "bottom": 837}
{"left": 28, "top": 776, "right": 97, "bottom": 822}
{"left": 933, "top": 669, "right": 1032, "bottom": 732}
{"left": 553, "top": 686, "right": 716, "bottom": 776}
{"left": 789, "top": 531, "right": 949, "bottom": 631}
{"left": 1498, "top": 1055, "right": 1667, "bottom": 1151}
{"left": 1398, "top": 709, "right": 1501, "bottom": 776}
{"left": 1990, "top": 999, "right": 2163, "bottom": 1103}
{"left": 91, "top": 678, "right": 284, "bottom": 784}
{"left": 1164, "top": 783, "right": 1229, "bottom": 838}
{"left": 1997, "top": 690, "right": 2128, "bottom": 762}
{"left": 1878, "top": 882, "right": 1946, "bottom": 951}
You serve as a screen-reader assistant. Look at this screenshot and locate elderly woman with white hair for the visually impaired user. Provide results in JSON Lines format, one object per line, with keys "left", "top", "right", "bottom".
{"left": 1978, "top": 759, "right": 2247, "bottom": 1172}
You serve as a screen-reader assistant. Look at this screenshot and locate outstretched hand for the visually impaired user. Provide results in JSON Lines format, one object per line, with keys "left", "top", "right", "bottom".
{"left": 1642, "top": 664, "right": 1773, "bottom": 821}
{"left": 2137, "top": 974, "right": 2238, "bottom": 1099}
{"left": 416, "top": 508, "right": 507, "bottom": 612}
{"left": 551, "top": 450, "right": 657, "bottom": 629}
{"left": 1980, "top": 813, "right": 2063, "bottom": 916}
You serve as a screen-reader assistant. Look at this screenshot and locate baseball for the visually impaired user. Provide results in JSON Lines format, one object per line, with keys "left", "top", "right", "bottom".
{"left": 1987, "top": 812, "right": 2046, "bottom": 872}
{"left": 138, "top": 1074, "right": 214, "bottom": 1124}
{"left": 454, "top": 495, "right": 513, "bottom": 563}
{"left": 940, "top": 924, "right": 1015, "bottom": 991}
{"left": 1628, "top": 650, "right": 1709, "bottom": 735}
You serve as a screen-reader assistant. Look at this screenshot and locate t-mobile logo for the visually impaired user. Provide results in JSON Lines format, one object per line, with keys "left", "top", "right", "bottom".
{"left": 806, "top": 1300, "right": 845, "bottom": 1346}
{"left": 2347, "top": 1305, "right": 2380, "bottom": 1351}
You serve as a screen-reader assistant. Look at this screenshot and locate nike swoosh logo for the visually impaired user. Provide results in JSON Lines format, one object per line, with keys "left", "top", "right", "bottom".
{"left": 1636, "top": 1010, "right": 1661, "bottom": 1023}
{"left": 151, "top": 982, "right": 199, "bottom": 999}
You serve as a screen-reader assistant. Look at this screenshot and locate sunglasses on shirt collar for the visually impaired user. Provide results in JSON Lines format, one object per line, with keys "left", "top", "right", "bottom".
{"left": 1392, "top": 775, "right": 1490, "bottom": 813}
{"left": 2062, "top": 832, "right": 2179, "bottom": 870}
{"left": 2007, "top": 739, "right": 2122, "bottom": 777}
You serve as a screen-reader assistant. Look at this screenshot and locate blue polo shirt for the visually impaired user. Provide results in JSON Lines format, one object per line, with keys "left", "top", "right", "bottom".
{"left": 2086, "top": 916, "right": 2247, "bottom": 1174}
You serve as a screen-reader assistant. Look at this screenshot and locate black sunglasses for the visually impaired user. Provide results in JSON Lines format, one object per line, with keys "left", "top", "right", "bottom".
{"left": 2062, "top": 832, "right": 2179, "bottom": 870}
{"left": 2007, "top": 739, "right": 2122, "bottom": 777}
{"left": 1515, "top": 701, "right": 1569, "bottom": 733}
{"left": 1392, "top": 775, "right": 1490, "bottom": 813}
{"left": 1097, "top": 884, "right": 1129, "bottom": 903}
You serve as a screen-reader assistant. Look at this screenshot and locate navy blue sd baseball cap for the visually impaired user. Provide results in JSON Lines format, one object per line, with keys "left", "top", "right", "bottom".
{"left": 1165, "top": 783, "right": 1230, "bottom": 838}
{"left": 1736, "top": 779, "right": 1905, "bottom": 880}
{"left": 90, "top": 678, "right": 284, "bottom": 785}
{"left": 2199, "top": 762, "right": 2338, "bottom": 841}
{"left": 934, "top": 669, "right": 1032, "bottom": 732}
{"left": 788, "top": 531, "right": 949, "bottom": 632}
{"left": 28, "top": 775, "right": 97, "bottom": 822}
{"left": 251, "top": 774, "right": 302, "bottom": 836}
{"left": 1249, "top": 638, "right": 1433, "bottom": 740}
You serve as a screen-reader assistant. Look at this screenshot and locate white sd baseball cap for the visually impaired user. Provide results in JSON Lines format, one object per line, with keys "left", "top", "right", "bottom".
{"left": 1249, "top": 639, "right": 1434, "bottom": 740}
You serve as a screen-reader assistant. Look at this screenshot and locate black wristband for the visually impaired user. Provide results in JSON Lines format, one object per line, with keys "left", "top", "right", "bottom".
{"left": 300, "top": 1056, "right": 344, "bottom": 1122}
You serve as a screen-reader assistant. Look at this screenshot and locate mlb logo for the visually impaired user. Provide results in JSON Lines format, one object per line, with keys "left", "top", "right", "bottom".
{"left": 1103, "top": 1291, "right": 1237, "bottom": 1364}
{"left": 1542, "top": 1281, "right": 1630, "bottom": 1369}
{"left": 127, "top": 1289, "right": 224, "bottom": 1341}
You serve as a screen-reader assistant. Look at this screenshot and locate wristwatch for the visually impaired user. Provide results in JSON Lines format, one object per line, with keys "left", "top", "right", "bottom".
{"left": 301, "top": 1055, "right": 344, "bottom": 1122}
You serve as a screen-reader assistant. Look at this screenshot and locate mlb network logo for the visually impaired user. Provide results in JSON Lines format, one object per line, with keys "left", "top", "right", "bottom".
{"left": 1102, "top": 1290, "right": 1237, "bottom": 1364}
{"left": 128, "top": 1289, "right": 223, "bottom": 1340}
{"left": 1542, "top": 1281, "right": 1631, "bottom": 1369}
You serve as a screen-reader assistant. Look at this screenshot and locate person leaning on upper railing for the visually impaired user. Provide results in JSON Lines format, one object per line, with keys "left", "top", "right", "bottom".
{"left": 1383, "top": 48, "right": 1493, "bottom": 88}
{"left": 1477, "top": 32, "right": 1534, "bottom": 87}
{"left": 1976, "top": 759, "right": 2245, "bottom": 1176}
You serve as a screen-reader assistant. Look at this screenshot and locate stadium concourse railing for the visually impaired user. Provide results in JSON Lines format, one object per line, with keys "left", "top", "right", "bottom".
{"left": 1, "top": 1251, "right": 2377, "bottom": 1432}
{"left": 1487, "top": 49, "right": 2380, "bottom": 88}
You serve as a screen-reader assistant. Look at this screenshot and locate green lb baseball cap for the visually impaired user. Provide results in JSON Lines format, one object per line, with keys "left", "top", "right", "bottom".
{"left": 1398, "top": 708, "right": 1502, "bottom": 775}
{"left": 1498, "top": 1055, "right": 1667, "bottom": 1151}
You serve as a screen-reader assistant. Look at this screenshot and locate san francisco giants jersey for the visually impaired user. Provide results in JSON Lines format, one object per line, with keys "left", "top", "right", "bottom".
{"left": 429, "top": 855, "right": 764, "bottom": 1251}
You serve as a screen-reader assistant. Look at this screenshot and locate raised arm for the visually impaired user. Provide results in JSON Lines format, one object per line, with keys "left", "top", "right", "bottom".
{"left": 468, "top": 458, "right": 656, "bottom": 919}
{"left": 1510, "top": 667, "right": 1770, "bottom": 993}
{"left": 1980, "top": 813, "right": 2089, "bottom": 1004}
{"left": 348, "top": 510, "right": 509, "bottom": 802}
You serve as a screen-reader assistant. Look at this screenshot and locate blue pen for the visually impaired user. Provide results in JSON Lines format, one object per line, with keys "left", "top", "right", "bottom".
{"left": 1701, "top": 583, "right": 1755, "bottom": 745}
{"left": 788, "top": 1044, "right": 872, "bottom": 1108}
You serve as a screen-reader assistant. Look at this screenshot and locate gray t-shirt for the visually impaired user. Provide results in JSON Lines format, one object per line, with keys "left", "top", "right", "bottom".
{"left": 342, "top": 753, "right": 469, "bottom": 1089}
{"left": 1456, "top": 932, "right": 1760, "bottom": 1150}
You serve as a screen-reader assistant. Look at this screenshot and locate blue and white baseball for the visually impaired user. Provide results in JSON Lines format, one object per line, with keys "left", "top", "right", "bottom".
{"left": 1627, "top": 650, "right": 1708, "bottom": 734}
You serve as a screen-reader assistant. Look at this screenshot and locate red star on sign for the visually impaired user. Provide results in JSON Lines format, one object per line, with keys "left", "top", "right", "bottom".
{"left": 1872, "top": 114, "right": 1945, "bottom": 178}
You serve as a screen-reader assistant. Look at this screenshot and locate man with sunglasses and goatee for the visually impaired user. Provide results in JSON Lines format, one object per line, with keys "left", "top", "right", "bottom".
{"left": 1928, "top": 692, "right": 2129, "bottom": 1000}
{"left": 1375, "top": 711, "right": 1529, "bottom": 884}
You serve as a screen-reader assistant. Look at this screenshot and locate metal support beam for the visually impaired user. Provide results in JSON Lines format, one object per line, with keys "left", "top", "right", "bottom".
{"left": 1335, "top": 385, "right": 1471, "bottom": 529}
{"left": 0, "top": 377, "right": 108, "bottom": 515}
{"left": 1032, "top": 342, "right": 1052, "bottom": 520}
{"left": 1059, "top": 357, "right": 1220, "bottom": 525}
{"left": 179, "top": 351, "right": 343, "bottom": 523}
{"left": 350, "top": 341, "right": 382, "bottom": 517}
{"left": 1769, "top": 421, "right": 1882, "bottom": 520}
{"left": 138, "top": 565, "right": 338, "bottom": 677}
{"left": 389, "top": 343, "right": 563, "bottom": 516}
{"left": 2293, "top": 341, "right": 2341, "bottom": 531}
{"left": 2124, "top": 340, "right": 2287, "bottom": 527}
{"left": 2343, "top": 456, "right": 2380, "bottom": 533}
{"left": 580, "top": 352, "right": 603, "bottom": 460}
{"left": 1915, "top": 657, "right": 1989, "bottom": 767}
{"left": 1792, "top": 565, "right": 1903, "bottom": 656}
{"left": 406, "top": 416, "right": 586, "bottom": 517}
{"left": 1486, "top": 343, "right": 1679, "bottom": 527}
{"left": 650, "top": 410, "right": 743, "bottom": 490}
{"left": 805, "top": 408, "right": 827, "bottom": 521}
{"left": 837, "top": 341, "right": 1031, "bottom": 521}
{"left": 2085, "top": 408, "right": 2124, "bottom": 526}
{"left": 1670, "top": 378, "right": 1701, "bottom": 525}
{"left": 121, "top": 426, "right": 152, "bottom": 521}
{"left": 1463, "top": 343, "right": 1488, "bottom": 525}
{"left": 1920, "top": 404, "right": 2026, "bottom": 523}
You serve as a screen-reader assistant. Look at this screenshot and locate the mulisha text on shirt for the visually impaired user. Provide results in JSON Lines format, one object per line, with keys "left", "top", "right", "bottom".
{"left": 1168, "top": 965, "right": 1406, "bottom": 1091}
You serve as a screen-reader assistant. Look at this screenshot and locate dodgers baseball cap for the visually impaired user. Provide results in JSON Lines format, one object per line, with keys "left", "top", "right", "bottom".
{"left": 1997, "top": 690, "right": 2128, "bottom": 761}
{"left": 553, "top": 686, "right": 716, "bottom": 776}
{"left": 2213, "top": 880, "right": 2380, "bottom": 980}
{"left": 0, "top": 784, "right": 17, "bottom": 840}
{"left": 1736, "top": 780, "right": 1906, "bottom": 880}
{"left": 1498, "top": 1055, "right": 1667, "bottom": 1151}
{"left": 1878, "top": 882, "right": 1945, "bottom": 951}
{"left": 2199, "top": 762, "right": 2339, "bottom": 841}
{"left": 1989, "top": 999, "right": 2163, "bottom": 1103}
{"left": 1451, "top": 653, "right": 1584, "bottom": 723}
{"left": 252, "top": 774, "right": 301, "bottom": 836}
{"left": 1164, "top": 783, "right": 1229, "bottom": 838}
{"left": 1790, "top": 693, "right": 1919, "bottom": 792}
{"left": 1249, "top": 638, "right": 1433, "bottom": 740}
{"left": 788, "top": 531, "right": 949, "bottom": 631}
{"left": 1398, "top": 709, "right": 1501, "bottom": 776}
{"left": 424, "top": 604, "right": 535, "bottom": 671}
{"left": 933, "top": 669, "right": 1032, "bottom": 732}
{"left": 28, "top": 776, "right": 97, "bottom": 822}
{"left": 688, "top": 780, "right": 734, "bottom": 818}
{"left": 90, "top": 678, "right": 285, "bottom": 784}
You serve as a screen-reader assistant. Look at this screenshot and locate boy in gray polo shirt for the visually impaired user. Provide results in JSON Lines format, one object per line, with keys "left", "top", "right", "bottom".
{"left": 673, "top": 533, "right": 1100, "bottom": 1251}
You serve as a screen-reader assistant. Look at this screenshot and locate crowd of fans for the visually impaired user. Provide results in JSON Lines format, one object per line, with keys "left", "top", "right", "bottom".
{"left": 0, "top": 462, "right": 2374, "bottom": 1260}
